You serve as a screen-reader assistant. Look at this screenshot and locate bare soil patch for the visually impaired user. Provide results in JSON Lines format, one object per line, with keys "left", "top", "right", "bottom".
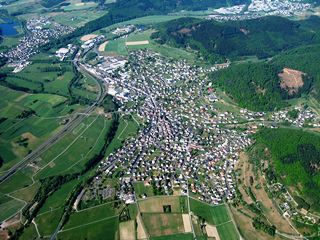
{"left": 137, "top": 214, "right": 148, "bottom": 240}
{"left": 21, "top": 132, "right": 37, "bottom": 145}
{"left": 279, "top": 68, "right": 305, "bottom": 95}
{"left": 119, "top": 220, "right": 135, "bottom": 240}
{"left": 80, "top": 34, "right": 98, "bottom": 42}
{"left": 206, "top": 223, "right": 220, "bottom": 240}
{"left": 125, "top": 40, "right": 149, "bottom": 46}
{"left": 98, "top": 41, "right": 109, "bottom": 52}
{"left": 182, "top": 214, "right": 192, "bottom": 233}
{"left": 178, "top": 28, "right": 192, "bottom": 34}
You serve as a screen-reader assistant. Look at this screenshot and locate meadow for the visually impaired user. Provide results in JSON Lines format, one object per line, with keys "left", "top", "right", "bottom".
{"left": 58, "top": 216, "right": 119, "bottom": 240}
{"left": 102, "top": 28, "right": 196, "bottom": 63}
{"left": 142, "top": 213, "right": 185, "bottom": 237}
{"left": 190, "top": 198, "right": 231, "bottom": 225}
{"left": 0, "top": 84, "right": 84, "bottom": 173}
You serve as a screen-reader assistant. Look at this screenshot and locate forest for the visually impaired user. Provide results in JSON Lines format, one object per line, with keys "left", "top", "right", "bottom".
{"left": 210, "top": 44, "right": 319, "bottom": 111}
{"left": 152, "top": 16, "right": 320, "bottom": 62}
{"left": 43, "top": 0, "right": 249, "bottom": 50}
{"left": 255, "top": 128, "right": 320, "bottom": 211}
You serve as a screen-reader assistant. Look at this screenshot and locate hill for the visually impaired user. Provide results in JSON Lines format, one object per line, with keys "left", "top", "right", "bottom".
{"left": 210, "top": 44, "right": 320, "bottom": 111}
{"left": 151, "top": 16, "right": 320, "bottom": 62}
{"left": 255, "top": 128, "right": 320, "bottom": 212}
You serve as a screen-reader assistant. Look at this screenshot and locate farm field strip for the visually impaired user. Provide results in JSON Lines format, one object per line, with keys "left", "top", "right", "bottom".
{"left": 33, "top": 115, "right": 99, "bottom": 178}
{"left": 60, "top": 215, "right": 119, "bottom": 233}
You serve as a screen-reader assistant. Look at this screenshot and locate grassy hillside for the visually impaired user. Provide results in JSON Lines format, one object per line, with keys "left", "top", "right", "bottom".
{"left": 255, "top": 128, "right": 320, "bottom": 211}
{"left": 152, "top": 16, "right": 320, "bottom": 62}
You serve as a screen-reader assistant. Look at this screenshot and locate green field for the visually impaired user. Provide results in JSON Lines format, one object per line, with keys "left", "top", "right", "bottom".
{"left": 62, "top": 0, "right": 98, "bottom": 11}
{"left": 9, "top": 58, "right": 76, "bottom": 96}
{"left": 133, "top": 181, "right": 154, "bottom": 198}
{"left": 190, "top": 198, "right": 231, "bottom": 225}
{"left": 105, "top": 28, "right": 196, "bottom": 62}
{"left": 34, "top": 115, "right": 111, "bottom": 179}
{"left": 217, "top": 221, "right": 239, "bottom": 240}
{"left": 105, "top": 115, "right": 139, "bottom": 156}
{"left": 0, "top": 84, "right": 84, "bottom": 172}
{"left": 58, "top": 216, "right": 119, "bottom": 240}
{"left": 104, "top": 38, "right": 128, "bottom": 56}
{"left": 19, "top": 222, "right": 38, "bottom": 240}
{"left": 64, "top": 202, "right": 121, "bottom": 229}
{"left": 38, "top": 179, "right": 81, "bottom": 214}
{"left": 0, "top": 197, "right": 25, "bottom": 222}
{"left": 36, "top": 208, "right": 63, "bottom": 236}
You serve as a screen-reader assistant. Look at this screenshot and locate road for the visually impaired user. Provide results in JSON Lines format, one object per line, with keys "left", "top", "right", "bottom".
{"left": 0, "top": 50, "right": 107, "bottom": 185}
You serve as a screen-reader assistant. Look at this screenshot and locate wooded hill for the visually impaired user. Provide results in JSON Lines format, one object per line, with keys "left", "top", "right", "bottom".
{"left": 211, "top": 44, "right": 320, "bottom": 111}
{"left": 256, "top": 128, "right": 320, "bottom": 212}
{"left": 152, "top": 16, "right": 320, "bottom": 111}
{"left": 152, "top": 16, "right": 320, "bottom": 62}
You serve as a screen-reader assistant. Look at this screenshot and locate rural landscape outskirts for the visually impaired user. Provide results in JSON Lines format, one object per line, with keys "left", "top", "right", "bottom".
{"left": 1, "top": 0, "right": 320, "bottom": 239}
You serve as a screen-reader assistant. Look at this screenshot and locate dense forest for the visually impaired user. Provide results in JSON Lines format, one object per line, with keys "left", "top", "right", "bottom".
{"left": 210, "top": 44, "right": 319, "bottom": 111}
{"left": 255, "top": 128, "right": 320, "bottom": 211}
{"left": 152, "top": 16, "right": 320, "bottom": 62}
{"left": 212, "top": 62, "right": 287, "bottom": 111}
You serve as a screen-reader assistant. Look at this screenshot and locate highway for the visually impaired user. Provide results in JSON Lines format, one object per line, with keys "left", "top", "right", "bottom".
{"left": 0, "top": 50, "right": 107, "bottom": 184}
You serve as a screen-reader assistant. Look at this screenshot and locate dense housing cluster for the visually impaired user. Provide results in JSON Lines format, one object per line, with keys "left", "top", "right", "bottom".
{"left": 0, "top": 17, "right": 73, "bottom": 71}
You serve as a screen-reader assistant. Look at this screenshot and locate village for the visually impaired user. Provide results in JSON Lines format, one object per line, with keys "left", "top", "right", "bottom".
{"left": 0, "top": 16, "right": 74, "bottom": 72}
{"left": 62, "top": 45, "right": 320, "bottom": 232}
{"left": 207, "top": 0, "right": 311, "bottom": 21}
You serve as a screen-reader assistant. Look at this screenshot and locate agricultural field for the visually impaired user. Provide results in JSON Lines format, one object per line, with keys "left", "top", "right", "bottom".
{"left": 0, "top": 85, "right": 85, "bottom": 173}
{"left": 190, "top": 198, "right": 231, "bottom": 225}
{"left": 50, "top": 9, "right": 105, "bottom": 27}
{"left": 61, "top": 0, "right": 98, "bottom": 11}
{"left": 135, "top": 195, "right": 239, "bottom": 240}
{"left": 104, "top": 38, "right": 128, "bottom": 56}
{"left": 64, "top": 202, "right": 122, "bottom": 229}
{"left": 142, "top": 213, "right": 185, "bottom": 237}
{"left": 6, "top": 56, "right": 76, "bottom": 96}
{"left": 102, "top": 28, "right": 197, "bottom": 62}
{"left": 33, "top": 115, "right": 112, "bottom": 179}
{"left": 138, "top": 196, "right": 182, "bottom": 213}
{"left": 58, "top": 216, "right": 119, "bottom": 240}
{"left": 57, "top": 201, "right": 123, "bottom": 240}
{"left": 105, "top": 115, "right": 140, "bottom": 156}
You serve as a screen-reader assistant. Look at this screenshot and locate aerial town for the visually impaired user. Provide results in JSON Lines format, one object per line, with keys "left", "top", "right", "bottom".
{"left": 72, "top": 47, "right": 320, "bottom": 214}
{"left": 0, "top": 17, "right": 73, "bottom": 72}
{"left": 207, "top": 0, "right": 311, "bottom": 21}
